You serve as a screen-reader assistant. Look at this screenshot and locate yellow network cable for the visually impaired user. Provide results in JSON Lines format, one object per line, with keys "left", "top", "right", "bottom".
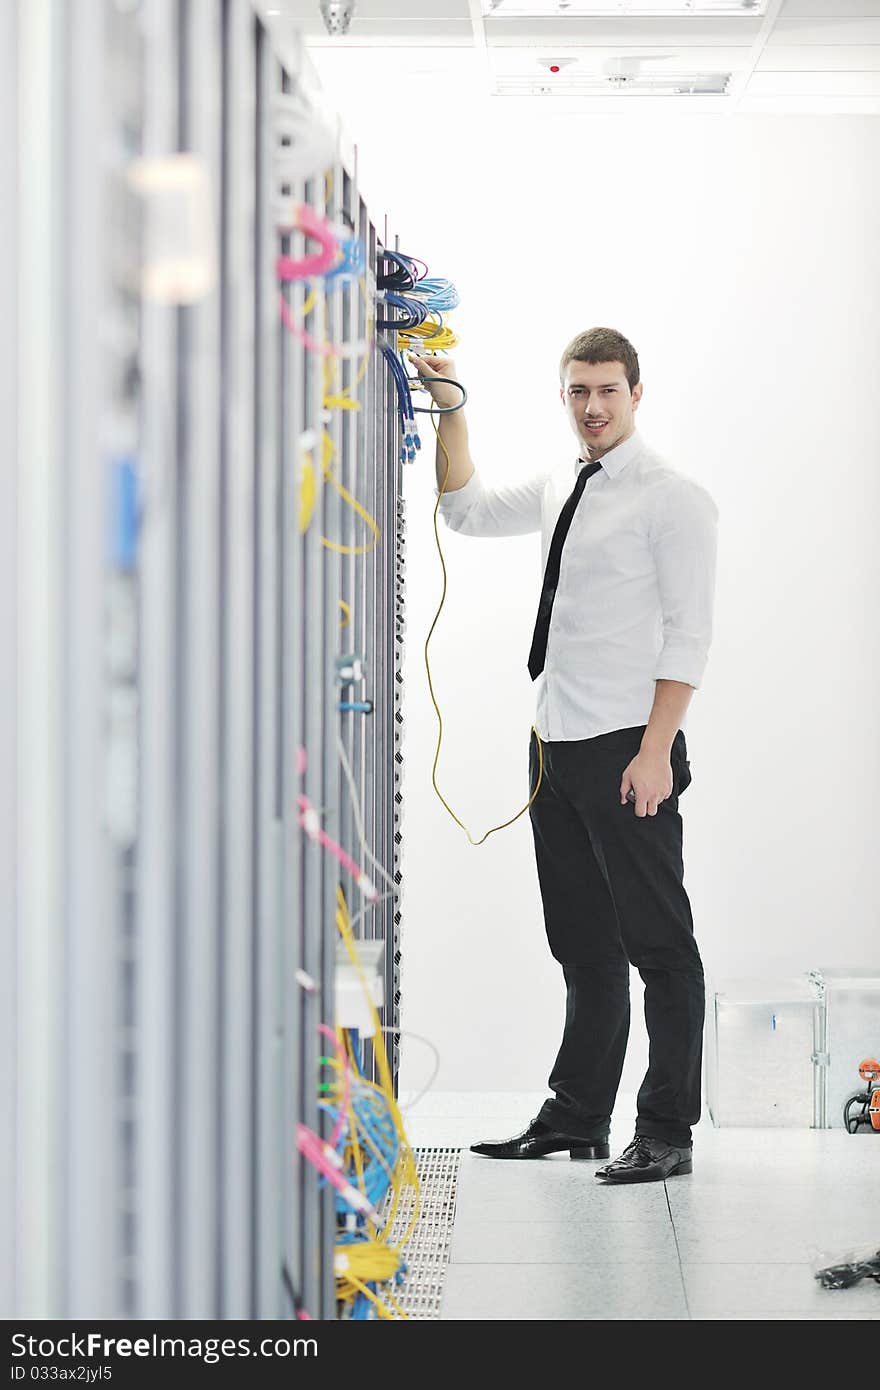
{"left": 337, "top": 1256, "right": 409, "bottom": 1320}
{"left": 423, "top": 407, "right": 546, "bottom": 840}
{"left": 293, "top": 274, "right": 382, "bottom": 553}
{"left": 334, "top": 884, "right": 421, "bottom": 1264}
{"left": 321, "top": 276, "right": 373, "bottom": 411}
{"left": 379, "top": 1284, "right": 409, "bottom": 1320}
{"left": 336, "top": 887, "right": 420, "bottom": 1248}
{"left": 298, "top": 297, "right": 545, "bottom": 835}
{"left": 298, "top": 447, "right": 318, "bottom": 532}
{"left": 324, "top": 1050, "right": 403, "bottom": 1284}
{"left": 341, "top": 1273, "right": 397, "bottom": 1319}
{"left": 397, "top": 311, "right": 459, "bottom": 356}
{"left": 297, "top": 428, "right": 380, "bottom": 552}
{"left": 324, "top": 1037, "right": 408, "bottom": 1314}
{"left": 321, "top": 434, "right": 380, "bottom": 555}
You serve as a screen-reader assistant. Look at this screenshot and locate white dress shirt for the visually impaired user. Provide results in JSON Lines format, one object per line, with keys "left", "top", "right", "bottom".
{"left": 433, "top": 428, "right": 718, "bottom": 741}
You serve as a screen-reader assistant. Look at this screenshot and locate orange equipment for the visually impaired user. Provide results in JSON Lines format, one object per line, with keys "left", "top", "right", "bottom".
{"left": 844, "top": 1059, "right": 880, "bottom": 1133}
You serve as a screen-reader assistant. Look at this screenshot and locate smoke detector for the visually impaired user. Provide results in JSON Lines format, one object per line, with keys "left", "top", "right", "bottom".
{"left": 536, "top": 57, "right": 576, "bottom": 74}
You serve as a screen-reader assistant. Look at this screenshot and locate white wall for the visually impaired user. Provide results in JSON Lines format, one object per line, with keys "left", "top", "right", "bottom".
{"left": 362, "top": 109, "right": 880, "bottom": 1097}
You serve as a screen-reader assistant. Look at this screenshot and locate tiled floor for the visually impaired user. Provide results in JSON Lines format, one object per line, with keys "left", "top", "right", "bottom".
{"left": 398, "top": 1091, "right": 880, "bottom": 1321}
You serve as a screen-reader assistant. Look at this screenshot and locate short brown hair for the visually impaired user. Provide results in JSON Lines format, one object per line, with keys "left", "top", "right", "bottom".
{"left": 559, "top": 327, "right": 640, "bottom": 393}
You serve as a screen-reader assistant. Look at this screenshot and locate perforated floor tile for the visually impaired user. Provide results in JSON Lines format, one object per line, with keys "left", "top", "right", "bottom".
{"left": 383, "top": 1147, "right": 461, "bottom": 1319}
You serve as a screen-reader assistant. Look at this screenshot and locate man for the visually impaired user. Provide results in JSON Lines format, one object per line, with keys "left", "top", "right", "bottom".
{"left": 408, "top": 327, "right": 718, "bottom": 1183}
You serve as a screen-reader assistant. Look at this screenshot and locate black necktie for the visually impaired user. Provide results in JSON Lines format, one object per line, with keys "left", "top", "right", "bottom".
{"left": 527, "top": 459, "right": 602, "bottom": 681}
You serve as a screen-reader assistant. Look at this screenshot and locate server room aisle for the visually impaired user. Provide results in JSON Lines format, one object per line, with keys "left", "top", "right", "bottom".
{"left": 402, "top": 1093, "right": 880, "bottom": 1321}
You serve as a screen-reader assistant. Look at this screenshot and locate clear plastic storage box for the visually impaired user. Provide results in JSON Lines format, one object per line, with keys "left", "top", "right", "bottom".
{"left": 807, "top": 969, "right": 880, "bottom": 1129}
{"left": 705, "top": 977, "right": 822, "bottom": 1127}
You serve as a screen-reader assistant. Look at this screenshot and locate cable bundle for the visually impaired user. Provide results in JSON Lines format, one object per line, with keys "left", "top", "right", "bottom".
{"left": 380, "top": 342, "right": 421, "bottom": 464}
{"left": 375, "top": 291, "right": 429, "bottom": 331}
{"left": 335, "top": 1239, "right": 407, "bottom": 1319}
{"left": 375, "top": 253, "right": 459, "bottom": 343}
{"left": 400, "top": 273, "right": 460, "bottom": 353}
{"left": 409, "top": 277, "right": 459, "bottom": 314}
{"left": 377, "top": 275, "right": 459, "bottom": 348}
{"left": 376, "top": 249, "right": 426, "bottom": 292}
{"left": 329, "top": 885, "right": 421, "bottom": 1319}
{"left": 321, "top": 1041, "right": 399, "bottom": 1213}
{"left": 328, "top": 1042, "right": 409, "bottom": 1321}
{"left": 397, "top": 313, "right": 459, "bottom": 355}
{"left": 375, "top": 249, "right": 462, "bottom": 453}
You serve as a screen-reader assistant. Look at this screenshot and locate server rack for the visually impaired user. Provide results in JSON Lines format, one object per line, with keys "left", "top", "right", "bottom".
{"left": 0, "top": 0, "right": 18, "bottom": 1324}
{"left": 6, "top": 0, "right": 405, "bottom": 1321}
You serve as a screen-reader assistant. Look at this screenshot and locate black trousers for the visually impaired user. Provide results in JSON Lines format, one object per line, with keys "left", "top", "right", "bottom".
{"left": 528, "top": 725, "right": 704, "bottom": 1149}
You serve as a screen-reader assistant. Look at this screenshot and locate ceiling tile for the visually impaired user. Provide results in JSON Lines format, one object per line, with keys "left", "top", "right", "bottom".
{"left": 779, "top": 1, "right": 880, "bottom": 17}
{"left": 756, "top": 44, "right": 880, "bottom": 69}
{"left": 769, "top": 16, "right": 880, "bottom": 42}
{"left": 747, "top": 68, "right": 880, "bottom": 93}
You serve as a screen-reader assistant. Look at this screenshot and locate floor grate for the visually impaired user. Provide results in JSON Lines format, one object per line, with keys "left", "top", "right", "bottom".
{"left": 383, "top": 1147, "right": 461, "bottom": 1319}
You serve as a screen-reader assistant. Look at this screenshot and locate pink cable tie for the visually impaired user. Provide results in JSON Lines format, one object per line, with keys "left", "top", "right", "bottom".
{"left": 296, "top": 792, "right": 380, "bottom": 902}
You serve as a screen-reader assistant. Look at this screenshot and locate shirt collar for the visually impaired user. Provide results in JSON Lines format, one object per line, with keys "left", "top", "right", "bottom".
{"left": 576, "top": 427, "right": 643, "bottom": 480}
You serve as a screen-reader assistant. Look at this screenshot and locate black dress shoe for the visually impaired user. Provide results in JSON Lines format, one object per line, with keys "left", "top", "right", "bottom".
{"left": 470, "top": 1118, "right": 610, "bottom": 1161}
{"left": 595, "top": 1134, "right": 692, "bottom": 1183}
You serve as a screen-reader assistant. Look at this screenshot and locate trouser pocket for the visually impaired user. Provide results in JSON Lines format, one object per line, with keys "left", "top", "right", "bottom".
{"left": 673, "top": 731, "right": 692, "bottom": 796}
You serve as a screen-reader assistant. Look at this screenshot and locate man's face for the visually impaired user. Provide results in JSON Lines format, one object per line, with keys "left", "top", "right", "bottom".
{"left": 560, "top": 359, "right": 643, "bottom": 460}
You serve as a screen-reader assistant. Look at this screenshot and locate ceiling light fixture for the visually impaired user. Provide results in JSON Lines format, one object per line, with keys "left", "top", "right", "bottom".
{"left": 484, "top": 2, "right": 764, "bottom": 17}
{"left": 497, "top": 70, "right": 730, "bottom": 94}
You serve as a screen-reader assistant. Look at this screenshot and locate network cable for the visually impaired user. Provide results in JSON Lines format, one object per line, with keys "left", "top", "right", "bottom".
{"left": 317, "top": 887, "right": 422, "bottom": 1318}
{"left": 283, "top": 245, "right": 383, "bottom": 554}
{"left": 294, "top": 743, "right": 424, "bottom": 1317}
{"left": 298, "top": 426, "right": 381, "bottom": 553}
{"left": 409, "top": 277, "right": 460, "bottom": 313}
{"left": 380, "top": 341, "right": 420, "bottom": 464}
{"left": 397, "top": 312, "right": 459, "bottom": 356}
{"left": 335, "top": 887, "right": 420, "bottom": 1241}
{"left": 323, "top": 232, "right": 365, "bottom": 283}
{"left": 276, "top": 204, "right": 339, "bottom": 279}
{"left": 376, "top": 292, "right": 430, "bottom": 331}
{"left": 308, "top": 1036, "right": 409, "bottom": 1319}
{"left": 376, "top": 249, "right": 425, "bottom": 292}
{"left": 406, "top": 353, "right": 548, "bottom": 841}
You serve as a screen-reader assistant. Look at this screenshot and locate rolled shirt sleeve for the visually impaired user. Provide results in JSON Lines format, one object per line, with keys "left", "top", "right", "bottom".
{"left": 434, "top": 465, "right": 547, "bottom": 538}
{"left": 650, "top": 477, "right": 719, "bottom": 689}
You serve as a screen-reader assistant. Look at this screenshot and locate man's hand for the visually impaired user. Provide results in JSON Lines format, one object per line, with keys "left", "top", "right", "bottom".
{"left": 620, "top": 750, "right": 673, "bottom": 818}
{"left": 406, "top": 353, "right": 463, "bottom": 410}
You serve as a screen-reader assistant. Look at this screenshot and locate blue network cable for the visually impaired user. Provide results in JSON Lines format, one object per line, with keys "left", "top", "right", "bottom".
{"left": 410, "top": 277, "right": 459, "bottom": 313}
{"left": 375, "top": 292, "right": 430, "bottom": 331}
{"left": 324, "top": 234, "right": 366, "bottom": 283}
{"left": 320, "top": 1090, "right": 399, "bottom": 1212}
{"left": 380, "top": 341, "right": 421, "bottom": 463}
{"left": 376, "top": 249, "right": 423, "bottom": 292}
{"left": 316, "top": 1030, "right": 400, "bottom": 1216}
